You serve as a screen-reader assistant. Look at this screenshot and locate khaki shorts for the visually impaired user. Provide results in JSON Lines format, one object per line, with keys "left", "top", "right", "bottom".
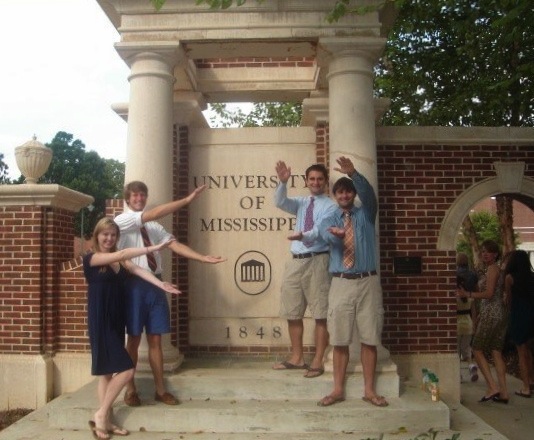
{"left": 279, "top": 253, "right": 331, "bottom": 320}
{"left": 327, "top": 275, "right": 384, "bottom": 346}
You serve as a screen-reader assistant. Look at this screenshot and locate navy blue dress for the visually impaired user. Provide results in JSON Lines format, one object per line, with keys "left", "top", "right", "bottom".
{"left": 83, "top": 253, "right": 134, "bottom": 376}
{"left": 508, "top": 274, "right": 534, "bottom": 346}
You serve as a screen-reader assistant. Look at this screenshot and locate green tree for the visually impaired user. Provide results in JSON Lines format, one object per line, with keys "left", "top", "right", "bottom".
{"left": 209, "top": 102, "right": 302, "bottom": 127}
{"left": 38, "top": 132, "right": 124, "bottom": 239}
{"left": 377, "top": 0, "right": 534, "bottom": 127}
{"left": 0, "top": 153, "right": 10, "bottom": 184}
{"left": 457, "top": 211, "right": 501, "bottom": 268}
{"left": 457, "top": 210, "right": 519, "bottom": 268}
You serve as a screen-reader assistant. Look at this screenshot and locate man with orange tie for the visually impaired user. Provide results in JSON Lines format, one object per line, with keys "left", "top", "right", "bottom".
{"left": 316, "top": 156, "right": 387, "bottom": 408}
{"left": 272, "top": 161, "right": 337, "bottom": 378}
{"left": 115, "top": 181, "right": 225, "bottom": 407}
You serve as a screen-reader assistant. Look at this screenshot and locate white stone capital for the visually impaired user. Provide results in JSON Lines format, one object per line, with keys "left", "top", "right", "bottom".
{"left": 318, "top": 36, "right": 387, "bottom": 70}
{"left": 173, "top": 91, "right": 209, "bottom": 127}
{"left": 115, "top": 42, "right": 186, "bottom": 71}
{"left": 0, "top": 184, "right": 94, "bottom": 212}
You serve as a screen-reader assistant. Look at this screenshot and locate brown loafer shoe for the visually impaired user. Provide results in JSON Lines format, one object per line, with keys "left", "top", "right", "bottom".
{"left": 124, "top": 391, "right": 141, "bottom": 407}
{"left": 155, "top": 391, "right": 179, "bottom": 405}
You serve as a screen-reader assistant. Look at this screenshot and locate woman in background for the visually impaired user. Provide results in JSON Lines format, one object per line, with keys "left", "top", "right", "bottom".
{"left": 503, "top": 250, "right": 534, "bottom": 398}
{"left": 84, "top": 218, "right": 180, "bottom": 439}
{"left": 457, "top": 240, "right": 509, "bottom": 403}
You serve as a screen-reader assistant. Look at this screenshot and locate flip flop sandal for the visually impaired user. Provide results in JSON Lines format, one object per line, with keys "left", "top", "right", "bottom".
{"left": 317, "top": 394, "right": 345, "bottom": 407}
{"left": 362, "top": 395, "right": 389, "bottom": 407}
{"left": 89, "top": 421, "right": 110, "bottom": 440}
{"left": 304, "top": 367, "right": 325, "bottom": 378}
{"left": 272, "top": 360, "right": 308, "bottom": 370}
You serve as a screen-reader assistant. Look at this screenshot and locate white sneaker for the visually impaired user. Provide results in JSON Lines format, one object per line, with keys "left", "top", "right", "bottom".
{"left": 469, "top": 364, "right": 478, "bottom": 382}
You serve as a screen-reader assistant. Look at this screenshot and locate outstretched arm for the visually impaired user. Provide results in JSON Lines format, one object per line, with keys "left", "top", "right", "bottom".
{"left": 169, "top": 241, "right": 226, "bottom": 264}
{"left": 141, "top": 185, "right": 207, "bottom": 223}
{"left": 124, "top": 260, "right": 181, "bottom": 295}
{"left": 89, "top": 237, "right": 175, "bottom": 267}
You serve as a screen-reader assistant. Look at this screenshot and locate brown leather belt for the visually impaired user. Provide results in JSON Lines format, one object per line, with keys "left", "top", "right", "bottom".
{"left": 293, "top": 251, "right": 329, "bottom": 259}
{"left": 332, "top": 270, "right": 377, "bottom": 279}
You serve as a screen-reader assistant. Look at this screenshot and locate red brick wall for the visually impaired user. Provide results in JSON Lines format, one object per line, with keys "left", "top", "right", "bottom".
{"left": 195, "top": 57, "right": 315, "bottom": 69}
{"left": 174, "top": 125, "right": 191, "bottom": 349}
{"left": 377, "top": 144, "right": 534, "bottom": 354}
{"left": 58, "top": 257, "right": 89, "bottom": 351}
{"left": 0, "top": 205, "right": 75, "bottom": 355}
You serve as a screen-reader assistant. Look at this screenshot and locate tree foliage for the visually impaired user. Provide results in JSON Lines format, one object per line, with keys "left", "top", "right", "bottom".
{"left": 35, "top": 132, "right": 124, "bottom": 238}
{"left": 209, "top": 102, "right": 302, "bottom": 127}
{"left": 0, "top": 153, "right": 10, "bottom": 184}
{"left": 377, "top": 0, "right": 534, "bottom": 127}
{"left": 457, "top": 211, "right": 502, "bottom": 267}
{"left": 457, "top": 209, "right": 519, "bottom": 268}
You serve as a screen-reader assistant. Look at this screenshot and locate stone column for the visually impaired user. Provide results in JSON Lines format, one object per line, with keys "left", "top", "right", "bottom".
{"left": 322, "top": 38, "right": 392, "bottom": 367}
{"left": 116, "top": 42, "right": 185, "bottom": 372}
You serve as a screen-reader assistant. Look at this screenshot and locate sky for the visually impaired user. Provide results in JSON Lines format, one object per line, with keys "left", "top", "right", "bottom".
{"left": 0, "top": 0, "right": 131, "bottom": 180}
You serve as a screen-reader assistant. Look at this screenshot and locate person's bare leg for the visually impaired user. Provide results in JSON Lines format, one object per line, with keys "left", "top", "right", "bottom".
{"left": 146, "top": 333, "right": 166, "bottom": 396}
{"left": 473, "top": 349, "right": 499, "bottom": 396}
{"left": 492, "top": 350, "right": 509, "bottom": 400}
{"left": 97, "top": 375, "right": 110, "bottom": 407}
{"left": 361, "top": 344, "right": 379, "bottom": 398}
{"left": 516, "top": 344, "right": 531, "bottom": 394}
{"left": 308, "top": 319, "right": 328, "bottom": 371}
{"left": 273, "top": 319, "right": 306, "bottom": 368}
{"left": 332, "top": 345, "right": 349, "bottom": 396}
{"left": 526, "top": 341, "right": 534, "bottom": 385}
{"left": 318, "top": 345, "right": 348, "bottom": 406}
{"left": 124, "top": 334, "right": 141, "bottom": 396}
{"left": 93, "top": 369, "right": 134, "bottom": 438}
{"left": 526, "top": 345, "right": 534, "bottom": 386}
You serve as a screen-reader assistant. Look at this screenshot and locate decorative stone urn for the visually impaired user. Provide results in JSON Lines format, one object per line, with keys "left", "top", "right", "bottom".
{"left": 14, "top": 136, "right": 53, "bottom": 184}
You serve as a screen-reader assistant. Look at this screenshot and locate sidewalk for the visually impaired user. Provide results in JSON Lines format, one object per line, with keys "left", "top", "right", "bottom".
{"left": 457, "top": 362, "right": 533, "bottom": 440}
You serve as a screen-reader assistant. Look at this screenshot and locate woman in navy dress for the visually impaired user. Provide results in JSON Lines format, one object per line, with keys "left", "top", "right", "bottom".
{"left": 503, "top": 250, "right": 534, "bottom": 398}
{"left": 83, "top": 217, "right": 179, "bottom": 439}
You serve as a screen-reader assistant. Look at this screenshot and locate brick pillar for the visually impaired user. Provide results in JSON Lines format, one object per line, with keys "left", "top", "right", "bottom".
{"left": 0, "top": 184, "right": 93, "bottom": 409}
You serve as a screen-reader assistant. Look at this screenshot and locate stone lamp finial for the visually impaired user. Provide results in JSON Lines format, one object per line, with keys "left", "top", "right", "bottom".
{"left": 14, "top": 136, "right": 53, "bottom": 184}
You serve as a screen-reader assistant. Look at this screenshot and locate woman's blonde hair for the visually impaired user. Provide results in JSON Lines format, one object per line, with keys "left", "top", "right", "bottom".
{"left": 91, "top": 217, "right": 120, "bottom": 253}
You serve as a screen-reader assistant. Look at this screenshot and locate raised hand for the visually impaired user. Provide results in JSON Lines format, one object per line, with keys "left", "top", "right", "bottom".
{"left": 334, "top": 156, "right": 356, "bottom": 176}
{"left": 187, "top": 185, "right": 207, "bottom": 202}
{"left": 275, "top": 160, "right": 291, "bottom": 183}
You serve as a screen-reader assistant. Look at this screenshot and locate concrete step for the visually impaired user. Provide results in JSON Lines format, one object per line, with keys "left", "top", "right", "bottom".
{"left": 51, "top": 391, "right": 449, "bottom": 434}
{"left": 148, "top": 358, "right": 399, "bottom": 400}
{"left": 48, "top": 359, "right": 449, "bottom": 435}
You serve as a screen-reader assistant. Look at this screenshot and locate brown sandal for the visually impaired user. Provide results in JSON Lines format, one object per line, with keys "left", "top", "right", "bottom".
{"left": 155, "top": 391, "right": 179, "bottom": 405}
{"left": 123, "top": 391, "right": 141, "bottom": 407}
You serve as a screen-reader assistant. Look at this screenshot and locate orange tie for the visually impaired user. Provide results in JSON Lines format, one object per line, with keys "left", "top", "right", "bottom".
{"left": 343, "top": 211, "right": 355, "bottom": 269}
{"left": 140, "top": 226, "right": 157, "bottom": 272}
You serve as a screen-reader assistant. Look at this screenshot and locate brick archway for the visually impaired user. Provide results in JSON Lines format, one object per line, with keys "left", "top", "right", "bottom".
{"left": 438, "top": 176, "right": 534, "bottom": 250}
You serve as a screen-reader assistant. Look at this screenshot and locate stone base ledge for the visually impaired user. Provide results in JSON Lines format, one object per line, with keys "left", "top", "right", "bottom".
{"left": 52, "top": 352, "right": 93, "bottom": 396}
{"left": 392, "top": 352, "right": 460, "bottom": 403}
{"left": 0, "top": 354, "right": 53, "bottom": 410}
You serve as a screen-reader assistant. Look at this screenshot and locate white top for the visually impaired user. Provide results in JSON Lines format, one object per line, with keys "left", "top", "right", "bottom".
{"left": 114, "top": 210, "right": 173, "bottom": 274}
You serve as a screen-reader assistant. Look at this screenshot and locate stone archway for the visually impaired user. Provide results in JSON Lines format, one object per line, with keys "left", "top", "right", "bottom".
{"left": 438, "top": 163, "right": 534, "bottom": 250}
